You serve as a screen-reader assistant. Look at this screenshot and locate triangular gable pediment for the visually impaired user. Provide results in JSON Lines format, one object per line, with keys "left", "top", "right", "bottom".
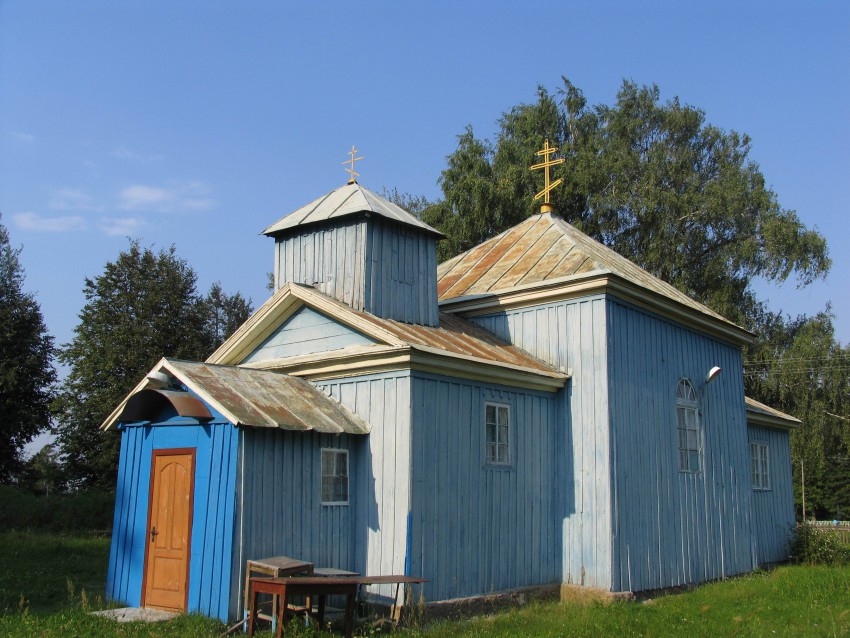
{"left": 207, "top": 283, "right": 405, "bottom": 367}
{"left": 243, "top": 306, "right": 378, "bottom": 364}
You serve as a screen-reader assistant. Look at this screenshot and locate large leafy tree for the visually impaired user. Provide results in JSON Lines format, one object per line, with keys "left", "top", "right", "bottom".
{"left": 422, "top": 79, "right": 830, "bottom": 325}
{"left": 54, "top": 241, "right": 252, "bottom": 487}
{"left": 0, "top": 214, "right": 56, "bottom": 482}
{"left": 419, "top": 78, "right": 845, "bottom": 517}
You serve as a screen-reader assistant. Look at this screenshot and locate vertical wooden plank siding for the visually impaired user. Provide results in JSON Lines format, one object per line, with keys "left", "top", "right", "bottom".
{"left": 471, "top": 295, "right": 612, "bottom": 589}
{"left": 605, "top": 300, "right": 756, "bottom": 592}
{"left": 230, "top": 372, "right": 412, "bottom": 614}
{"left": 106, "top": 419, "right": 239, "bottom": 621}
{"left": 243, "top": 306, "right": 376, "bottom": 363}
{"left": 274, "top": 218, "right": 368, "bottom": 313}
{"left": 273, "top": 218, "right": 439, "bottom": 326}
{"left": 408, "top": 373, "right": 560, "bottom": 600}
{"left": 748, "top": 425, "right": 794, "bottom": 564}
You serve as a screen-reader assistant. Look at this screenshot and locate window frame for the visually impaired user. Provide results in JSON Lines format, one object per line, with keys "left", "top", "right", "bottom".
{"left": 320, "top": 448, "right": 349, "bottom": 506}
{"left": 676, "top": 378, "right": 701, "bottom": 473}
{"left": 484, "top": 401, "right": 511, "bottom": 467}
{"left": 751, "top": 441, "right": 770, "bottom": 491}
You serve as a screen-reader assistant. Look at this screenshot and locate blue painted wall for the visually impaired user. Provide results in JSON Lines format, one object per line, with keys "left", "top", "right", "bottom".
{"left": 274, "top": 217, "right": 439, "bottom": 326}
{"left": 408, "top": 372, "right": 561, "bottom": 600}
{"left": 748, "top": 425, "right": 794, "bottom": 564}
{"left": 471, "top": 295, "right": 612, "bottom": 589}
{"left": 244, "top": 306, "right": 376, "bottom": 363}
{"left": 106, "top": 410, "right": 239, "bottom": 621}
{"left": 605, "top": 299, "right": 756, "bottom": 592}
{"left": 229, "top": 371, "right": 412, "bottom": 616}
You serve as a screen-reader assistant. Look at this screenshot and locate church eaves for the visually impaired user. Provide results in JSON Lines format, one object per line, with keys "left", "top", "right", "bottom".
{"left": 261, "top": 182, "right": 444, "bottom": 239}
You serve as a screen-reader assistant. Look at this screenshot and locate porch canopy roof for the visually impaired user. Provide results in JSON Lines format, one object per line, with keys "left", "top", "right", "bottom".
{"left": 102, "top": 358, "right": 371, "bottom": 435}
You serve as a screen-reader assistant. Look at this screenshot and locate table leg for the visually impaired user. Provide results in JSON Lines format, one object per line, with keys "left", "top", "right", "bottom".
{"left": 343, "top": 589, "right": 356, "bottom": 638}
{"left": 248, "top": 587, "right": 258, "bottom": 637}
{"left": 317, "top": 595, "right": 326, "bottom": 628}
{"left": 275, "top": 584, "right": 286, "bottom": 638}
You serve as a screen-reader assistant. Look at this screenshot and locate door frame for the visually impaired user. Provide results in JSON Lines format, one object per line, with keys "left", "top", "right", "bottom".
{"left": 140, "top": 447, "right": 196, "bottom": 611}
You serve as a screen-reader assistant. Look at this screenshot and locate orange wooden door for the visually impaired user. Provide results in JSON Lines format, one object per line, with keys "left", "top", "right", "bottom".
{"left": 142, "top": 449, "right": 195, "bottom": 612}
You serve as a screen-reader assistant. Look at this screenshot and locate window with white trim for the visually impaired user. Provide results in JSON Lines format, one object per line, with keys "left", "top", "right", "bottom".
{"left": 676, "top": 379, "right": 700, "bottom": 473}
{"left": 751, "top": 442, "right": 770, "bottom": 490}
{"left": 485, "top": 402, "right": 510, "bottom": 466}
{"left": 321, "top": 448, "right": 349, "bottom": 505}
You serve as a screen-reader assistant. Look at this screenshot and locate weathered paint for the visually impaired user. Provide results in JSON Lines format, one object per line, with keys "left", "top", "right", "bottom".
{"left": 106, "top": 411, "right": 239, "bottom": 621}
{"left": 408, "top": 372, "right": 561, "bottom": 600}
{"left": 748, "top": 425, "right": 795, "bottom": 564}
{"left": 605, "top": 299, "right": 756, "bottom": 592}
{"left": 244, "top": 306, "right": 376, "bottom": 363}
{"left": 470, "top": 295, "right": 612, "bottom": 589}
{"left": 274, "top": 217, "right": 439, "bottom": 326}
{"left": 230, "top": 372, "right": 412, "bottom": 616}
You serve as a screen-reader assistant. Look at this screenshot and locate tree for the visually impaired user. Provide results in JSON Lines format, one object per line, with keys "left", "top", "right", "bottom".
{"left": 419, "top": 78, "right": 844, "bottom": 517}
{"left": 744, "top": 308, "right": 850, "bottom": 517}
{"left": 54, "top": 241, "right": 252, "bottom": 487}
{"left": 0, "top": 214, "right": 56, "bottom": 482}
{"left": 201, "top": 282, "right": 253, "bottom": 351}
{"left": 422, "top": 79, "right": 830, "bottom": 325}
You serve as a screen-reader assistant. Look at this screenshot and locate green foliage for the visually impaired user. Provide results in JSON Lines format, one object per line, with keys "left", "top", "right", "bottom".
{"left": 0, "top": 214, "right": 56, "bottom": 482}
{"left": 789, "top": 521, "right": 849, "bottom": 566}
{"left": 2, "top": 529, "right": 849, "bottom": 637}
{"left": 52, "top": 241, "right": 252, "bottom": 487}
{"left": 0, "top": 531, "right": 109, "bottom": 615}
{"left": 422, "top": 78, "right": 830, "bottom": 325}
{"left": 200, "top": 281, "right": 253, "bottom": 352}
{"left": 0, "top": 486, "right": 114, "bottom": 532}
{"left": 15, "top": 444, "right": 67, "bottom": 496}
{"left": 744, "top": 309, "right": 850, "bottom": 517}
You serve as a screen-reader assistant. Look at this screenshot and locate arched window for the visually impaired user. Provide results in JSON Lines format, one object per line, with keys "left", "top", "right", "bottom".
{"left": 676, "top": 379, "right": 700, "bottom": 472}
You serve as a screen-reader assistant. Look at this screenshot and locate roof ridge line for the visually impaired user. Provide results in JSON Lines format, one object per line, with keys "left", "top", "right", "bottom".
{"left": 441, "top": 214, "right": 546, "bottom": 299}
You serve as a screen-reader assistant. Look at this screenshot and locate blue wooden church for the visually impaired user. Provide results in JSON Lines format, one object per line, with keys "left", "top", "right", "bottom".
{"left": 103, "top": 168, "right": 799, "bottom": 621}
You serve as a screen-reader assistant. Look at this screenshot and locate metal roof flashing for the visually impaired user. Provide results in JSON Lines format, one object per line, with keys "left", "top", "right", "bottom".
{"left": 262, "top": 182, "right": 444, "bottom": 239}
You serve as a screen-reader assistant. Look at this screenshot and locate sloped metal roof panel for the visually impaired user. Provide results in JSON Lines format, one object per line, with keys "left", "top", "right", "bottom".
{"left": 745, "top": 395, "right": 801, "bottom": 429}
{"left": 288, "top": 284, "right": 563, "bottom": 378}
{"left": 436, "top": 212, "right": 736, "bottom": 329}
{"left": 165, "top": 359, "right": 370, "bottom": 434}
{"left": 262, "top": 182, "right": 444, "bottom": 238}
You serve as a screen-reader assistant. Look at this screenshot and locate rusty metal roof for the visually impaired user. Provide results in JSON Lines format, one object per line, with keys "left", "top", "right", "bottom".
{"left": 262, "top": 182, "right": 444, "bottom": 238}
{"left": 102, "top": 358, "right": 371, "bottom": 434}
{"left": 436, "top": 212, "right": 737, "bottom": 329}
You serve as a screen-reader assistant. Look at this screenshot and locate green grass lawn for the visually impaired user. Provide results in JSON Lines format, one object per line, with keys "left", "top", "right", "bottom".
{"left": 0, "top": 530, "right": 848, "bottom": 637}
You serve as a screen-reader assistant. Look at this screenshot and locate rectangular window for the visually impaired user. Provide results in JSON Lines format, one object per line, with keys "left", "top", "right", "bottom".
{"left": 485, "top": 402, "right": 510, "bottom": 466}
{"left": 677, "top": 405, "right": 700, "bottom": 472}
{"left": 321, "top": 449, "right": 349, "bottom": 505}
{"left": 751, "top": 442, "right": 770, "bottom": 490}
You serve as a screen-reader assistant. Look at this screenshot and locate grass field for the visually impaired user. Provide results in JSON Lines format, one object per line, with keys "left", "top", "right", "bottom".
{"left": 0, "top": 530, "right": 848, "bottom": 637}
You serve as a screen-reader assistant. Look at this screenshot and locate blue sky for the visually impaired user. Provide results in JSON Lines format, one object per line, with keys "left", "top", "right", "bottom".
{"left": 2, "top": 0, "right": 848, "bottom": 365}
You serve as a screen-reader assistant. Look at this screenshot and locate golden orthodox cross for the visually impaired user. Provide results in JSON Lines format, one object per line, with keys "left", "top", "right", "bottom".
{"left": 529, "top": 139, "right": 564, "bottom": 212}
{"left": 343, "top": 145, "right": 364, "bottom": 184}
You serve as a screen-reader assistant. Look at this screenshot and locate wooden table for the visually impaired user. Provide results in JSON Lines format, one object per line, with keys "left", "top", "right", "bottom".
{"left": 358, "top": 575, "right": 429, "bottom": 621}
{"left": 243, "top": 556, "right": 313, "bottom": 626}
{"left": 247, "top": 576, "right": 358, "bottom": 638}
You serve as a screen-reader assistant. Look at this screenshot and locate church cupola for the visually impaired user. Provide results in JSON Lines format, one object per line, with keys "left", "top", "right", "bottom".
{"left": 262, "top": 154, "right": 444, "bottom": 326}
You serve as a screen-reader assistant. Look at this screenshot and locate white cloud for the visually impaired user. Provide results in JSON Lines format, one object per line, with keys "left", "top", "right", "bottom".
{"left": 12, "top": 211, "right": 86, "bottom": 232}
{"left": 97, "top": 216, "right": 144, "bottom": 236}
{"left": 111, "top": 146, "right": 163, "bottom": 164}
{"left": 11, "top": 131, "right": 36, "bottom": 143}
{"left": 118, "top": 181, "right": 215, "bottom": 212}
{"left": 49, "top": 188, "right": 103, "bottom": 211}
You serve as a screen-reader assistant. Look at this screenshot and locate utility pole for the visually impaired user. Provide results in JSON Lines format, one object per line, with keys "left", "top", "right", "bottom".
{"left": 801, "top": 459, "right": 807, "bottom": 521}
